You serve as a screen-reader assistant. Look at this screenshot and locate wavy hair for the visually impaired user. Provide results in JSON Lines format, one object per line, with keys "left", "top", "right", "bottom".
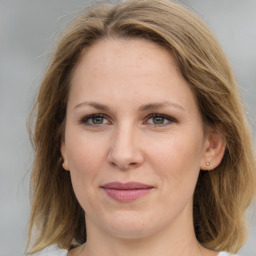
{"left": 27, "top": 0, "right": 256, "bottom": 253}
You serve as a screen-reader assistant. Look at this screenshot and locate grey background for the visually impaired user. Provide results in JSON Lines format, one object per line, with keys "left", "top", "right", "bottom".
{"left": 0, "top": 0, "right": 255, "bottom": 255}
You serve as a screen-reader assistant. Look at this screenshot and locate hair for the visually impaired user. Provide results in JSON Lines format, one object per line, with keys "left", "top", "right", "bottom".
{"left": 27, "top": 0, "right": 256, "bottom": 254}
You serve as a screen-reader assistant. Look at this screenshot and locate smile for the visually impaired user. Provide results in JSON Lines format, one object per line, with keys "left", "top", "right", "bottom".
{"left": 100, "top": 182, "right": 154, "bottom": 202}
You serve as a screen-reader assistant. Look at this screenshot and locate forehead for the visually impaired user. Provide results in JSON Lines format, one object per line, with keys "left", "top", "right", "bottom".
{"left": 69, "top": 38, "right": 197, "bottom": 112}
{"left": 72, "top": 38, "right": 180, "bottom": 82}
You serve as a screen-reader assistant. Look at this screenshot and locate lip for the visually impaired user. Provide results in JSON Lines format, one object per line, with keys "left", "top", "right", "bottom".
{"left": 100, "top": 182, "right": 154, "bottom": 202}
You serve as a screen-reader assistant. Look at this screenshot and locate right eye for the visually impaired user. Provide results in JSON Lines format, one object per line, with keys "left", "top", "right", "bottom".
{"left": 80, "top": 114, "right": 110, "bottom": 126}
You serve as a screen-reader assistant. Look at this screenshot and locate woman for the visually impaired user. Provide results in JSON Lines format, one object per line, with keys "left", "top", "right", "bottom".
{"left": 26, "top": 0, "right": 256, "bottom": 255}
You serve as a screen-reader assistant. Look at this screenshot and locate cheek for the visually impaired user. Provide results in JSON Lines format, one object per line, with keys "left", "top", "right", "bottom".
{"left": 65, "top": 131, "right": 109, "bottom": 203}
{"left": 65, "top": 130, "right": 107, "bottom": 172}
{"left": 148, "top": 132, "right": 204, "bottom": 189}
{"left": 66, "top": 135, "right": 107, "bottom": 211}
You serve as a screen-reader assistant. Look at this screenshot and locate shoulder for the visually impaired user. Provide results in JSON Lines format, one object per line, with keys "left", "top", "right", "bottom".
{"left": 30, "top": 245, "right": 68, "bottom": 256}
{"left": 218, "top": 252, "right": 240, "bottom": 256}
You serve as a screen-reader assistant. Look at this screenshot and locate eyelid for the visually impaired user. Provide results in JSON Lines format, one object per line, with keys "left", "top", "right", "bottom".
{"left": 79, "top": 113, "right": 111, "bottom": 126}
{"left": 144, "top": 113, "right": 177, "bottom": 126}
{"left": 79, "top": 112, "right": 176, "bottom": 127}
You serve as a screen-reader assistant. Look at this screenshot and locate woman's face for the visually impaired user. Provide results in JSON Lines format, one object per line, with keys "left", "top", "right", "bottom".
{"left": 61, "top": 38, "right": 214, "bottom": 239}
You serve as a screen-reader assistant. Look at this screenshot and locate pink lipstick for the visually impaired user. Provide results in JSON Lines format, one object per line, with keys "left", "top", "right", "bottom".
{"left": 101, "top": 182, "right": 154, "bottom": 202}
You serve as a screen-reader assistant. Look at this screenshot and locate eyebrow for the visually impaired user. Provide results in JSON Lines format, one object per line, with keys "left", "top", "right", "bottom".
{"left": 74, "top": 101, "right": 110, "bottom": 111}
{"left": 74, "top": 101, "right": 184, "bottom": 111}
{"left": 138, "top": 101, "right": 184, "bottom": 111}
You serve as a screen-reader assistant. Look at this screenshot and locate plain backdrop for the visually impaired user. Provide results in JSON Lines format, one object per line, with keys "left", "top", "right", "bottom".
{"left": 0, "top": 0, "right": 255, "bottom": 255}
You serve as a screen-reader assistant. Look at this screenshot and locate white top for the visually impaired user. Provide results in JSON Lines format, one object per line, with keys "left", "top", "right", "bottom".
{"left": 31, "top": 245, "right": 239, "bottom": 256}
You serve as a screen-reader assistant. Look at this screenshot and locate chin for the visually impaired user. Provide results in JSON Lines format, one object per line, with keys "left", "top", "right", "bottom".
{"left": 98, "top": 211, "right": 165, "bottom": 240}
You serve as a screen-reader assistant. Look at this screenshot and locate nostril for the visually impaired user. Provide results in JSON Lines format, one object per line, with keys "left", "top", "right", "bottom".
{"left": 110, "top": 161, "right": 138, "bottom": 170}
{"left": 107, "top": 140, "right": 144, "bottom": 169}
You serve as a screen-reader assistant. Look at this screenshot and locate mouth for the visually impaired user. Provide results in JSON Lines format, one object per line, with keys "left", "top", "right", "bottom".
{"left": 100, "top": 182, "right": 154, "bottom": 202}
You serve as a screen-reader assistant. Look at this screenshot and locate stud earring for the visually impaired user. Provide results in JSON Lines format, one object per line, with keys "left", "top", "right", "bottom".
{"left": 206, "top": 162, "right": 210, "bottom": 166}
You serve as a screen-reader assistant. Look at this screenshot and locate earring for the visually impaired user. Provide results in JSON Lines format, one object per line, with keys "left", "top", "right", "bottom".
{"left": 206, "top": 162, "right": 211, "bottom": 172}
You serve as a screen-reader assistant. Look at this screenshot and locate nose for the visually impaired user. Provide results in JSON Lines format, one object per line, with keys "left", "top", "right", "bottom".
{"left": 107, "top": 125, "right": 144, "bottom": 170}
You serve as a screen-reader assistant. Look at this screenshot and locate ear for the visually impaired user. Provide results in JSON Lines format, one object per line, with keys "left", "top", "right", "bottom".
{"left": 200, "top": 129, "right": 226, "bottom": 171}
{"left": 60, "top": 141, "right": 70, "bottom": 171}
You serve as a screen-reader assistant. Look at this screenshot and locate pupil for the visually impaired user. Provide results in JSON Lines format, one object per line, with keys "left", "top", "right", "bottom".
{"left": 153, "top": 116, "right": 164, "bottom": 124}
{"left": 92, "top": 116, "right": 103, "bottom": 124}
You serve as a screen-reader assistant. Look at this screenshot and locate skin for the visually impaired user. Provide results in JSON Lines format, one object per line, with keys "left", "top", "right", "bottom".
{"left": 61, "top": 38, "right": 225, "bottom": 256}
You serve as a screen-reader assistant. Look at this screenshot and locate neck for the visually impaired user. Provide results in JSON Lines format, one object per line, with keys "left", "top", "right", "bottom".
{"left": 83, "top": 230, "right": 204, "bottom": 256}
{"left": 79, "top": 207, "right": 216, "bottom": 256}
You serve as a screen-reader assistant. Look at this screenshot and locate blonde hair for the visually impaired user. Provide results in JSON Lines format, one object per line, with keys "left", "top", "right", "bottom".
{"left": 27, "top": 0, "right": 256, "bottom": 254}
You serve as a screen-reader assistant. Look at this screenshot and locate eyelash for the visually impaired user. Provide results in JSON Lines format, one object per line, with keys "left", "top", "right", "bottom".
{"left": 79, "top": 113, "right": 176, "bottom": 127}
{"left": 144, "top": 113, "right": 176, "bottom": 126}
{"left": 80, "top": 114, "right": 109, "bottom": 127}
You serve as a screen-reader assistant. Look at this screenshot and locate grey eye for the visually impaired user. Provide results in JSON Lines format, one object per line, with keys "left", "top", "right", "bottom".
{"left": 152, "top": 116, "right": 165, "bottom": 124}
{"left": 146, "top": 113, "right": 176, "bottom": 126}
{"left": 80, "top": 114, "right": 109, "bottom": 126}
{"left": 91, "top": 116, "right": 104, "bottom": 124}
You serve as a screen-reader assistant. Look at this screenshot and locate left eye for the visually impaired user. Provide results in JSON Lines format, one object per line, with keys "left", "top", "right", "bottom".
{"left": 146, "top": 114, "right": 175, "bottom": 126}
{"left": 80, "top": 114, "right": 110, "bottom": 126}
